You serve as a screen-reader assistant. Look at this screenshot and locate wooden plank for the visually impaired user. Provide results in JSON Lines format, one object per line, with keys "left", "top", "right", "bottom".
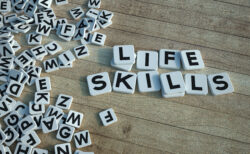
{"left": 215, "top": 0, "right": 250, "bottom": 7}
{"left": 136, "top": 0, "right": 250, "bottom": 22}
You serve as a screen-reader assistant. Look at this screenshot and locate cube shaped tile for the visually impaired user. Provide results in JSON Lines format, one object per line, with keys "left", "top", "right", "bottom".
{"left": 65, "top": 110, "right": 84, "bottom": 128}
{"left": 55, "top": 143, "right": 72, "bottom": 154}
{"left": 8, "top": 69, "right": 23, "bottom": 82}
{"left": 13, "top": 101, "right": 29, "bottom": 117}
{"left": 26, "top": 67, "right": 42, "bottom": 86}
{"left": 137, "top": 71, "right": 161, "bottom": 93}
{"left": 0, "top": 83, "right": 8, "bottom": 99}
{"left": 110, "top": 58, "right": 134, "bottom": 72}
{"left": 60, "top": 24, "right": 75, "bottom": 37}
{"left": 14, "top": 142, "right": 32, "bottom": 154}
{"left": 0, "top": 0, "right": 11, "bottom": 13}
{"left": 0, "top": 145, "right": 4, "bottom": 154}
{"left": 35, "top": 77, "right": 51, "bottom": 92}
{"left": 88, "top": 0, "right": 101, "bottom": 8}
{"left": 36, "top": 23, "right": 51, "bottom": 36}
{"left": 15, "top": 50, "right": 34, "bottom": 68}
{"left": 0, "top": 42, "right": 14, "bottom": 57}
{"left": 58, "top": 34, "right": 73, "bottom": 42}
{"left": 161, "top": 90, "right": 185, "bottom": 98}
{"left": 44, "top": 105, "right": 64, "bottom": 121}
{"left": 29, "top": 101, "right": 45, "bottom": 115}
{"left": 113, "top": 71, "right": 137, "bottom": 94}
{"left": 56, "top": 124, "right": 75, "bottom": 142}
{"left": 20, "top": 131, "right": 41, "bottom": 147}
{"left": 0, "top": 69, "right": 8, "bottom": 83}
{"left": 70, "top": 7, "right": 84, "bottom": 20}
{"left": 74, "top": 130, "right": 91, "bottom": 148}
{"left": 55, "top": 94, "right": 73, "bottom": 110}
{"left": 0, "top": 128, "right": 6, "bottom": 144}
{"left": 73, "top": 28, "right": 86, "bottom": 41}
{"left": 86, "top": 9, "right": 99, "bottom": 19}
{"left": 185, "top": 74, "right": 208, "bottom": 95}
{"left": 4, "top": 126, "right": 19, "bottom": 146}
{"left": 24, "top": 2, "right": 37, "bottom": 17}
{"left": 98, "top": 19, "right": 112, "bottom": 29}
{"left": 91, "top": 32, "right": 106, "bottom": 46}
{"left": 208, "top": 72, "right": 234, "bottom": 96}
{"left": 27, "top": 33, "right": 42, "bottom": 45}
{"left": 14, "top": 23, "right": 32, "bottom": 33}
{"left": 75, "top": 150, "right": 94, "bottom": 154}
{"left": 58, "top": 60, "right": 73, "bottom": 69}
{"left": 18, "top": 15, "right": 34, "bottom": 24}
{"left": 12, "top": 40, "right": 22, "bottom": 53}
{"left": 43, "top": 58, "right": 59, "bottom": 73}
{"left": 113, "top": 45, "right": 135, "bottom": 65}
{"left": 160, "top": 71, "right": 185, "bottom": 98}
{"left": 58, "top": 50, "right": 76, "bottom": 66}
{"left": 19, "top": 69, "right": 29, "bottom": 85}
{"left": 136, "top": 51, "right": 158, "bottom": 71}
{"left": 87, "top": 72, "right": 112, "bottom": 96}
{"left": 31, "top": 114, "right": 43, "bottom": 130}
{"left": 74, "top": 45, "right": 89, "bottom": 59}
{"left": 18, "top": 115, "right": 36, "bottom": 134}
{"left": 0, "top": 100, "right": 9, "bottom": 118}
{"left": 30, "top": 45, "right": 48, "bottom": 61}
{"left": 76, "top": 18, "right": 89, "bottom": 29}
{"left": 4, "top": 13, "right": 17, "bottom": 24}
{"left": 1, "top": 95, "right": 16, "bottom": 109}
{"left": 99, "top": 108, "right": 117, "bottom": 126}
{"left": 45, "top": 41, "right": 62, "bottom": 55}
{"left": 55, "top": 0, "right": 68, "bottom": 5}
{"left": 6, "top": 80, "right": 24, "bottom": 97}
{"left": 38, "top": 0, "right": 52, "bottom": 8}
{"left": 0, "top": 56, "right": 14, "bottom": 70}
{"left": 4, "top": 146, "right": 11, "bottom": 154}
{"left": 98, "top": 10, "right": 113, "bottom": 22}
{"left": 34, "top": 92, "right": 50, "bottom": 104}
{"left": 4, "top": 111, "right": 21, "bottom": 127}
{"left": 159, "top": 49, "right": 181, "bottom": 69}
{"left": 41, "top": 116, "right": 58, "bottom": 133}
{"left": 58, "top": 113, "right": 68, "bottom": 126}
{"left": 32, "top": 148, "right": 48, "bottom": 154}
{"left": 81, "top": 33, "right": 92, "bottom": 45}
{"left": 180, "top": 50, "right": 205, "bottom": 70}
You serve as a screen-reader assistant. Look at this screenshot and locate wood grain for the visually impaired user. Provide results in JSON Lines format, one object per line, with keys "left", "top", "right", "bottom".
{"left": 1, "top": 0, "right": 250, "bottom": 153}
{"left": 214, "top": 0, "right": 250, "bottom": 8}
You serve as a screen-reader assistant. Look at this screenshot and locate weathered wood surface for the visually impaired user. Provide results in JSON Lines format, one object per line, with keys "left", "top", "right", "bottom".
{"left": 1, "top": 0, "right": 250, "bottom": 153}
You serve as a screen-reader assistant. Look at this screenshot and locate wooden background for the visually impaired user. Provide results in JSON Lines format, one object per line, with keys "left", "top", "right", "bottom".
{"left": 2, "top": 0, "right": 250, "bottom": 153}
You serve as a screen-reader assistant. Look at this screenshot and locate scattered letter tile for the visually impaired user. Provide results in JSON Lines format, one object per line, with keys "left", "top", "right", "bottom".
{"left": 99, "top": 108, "right": 117, "bottom": 126}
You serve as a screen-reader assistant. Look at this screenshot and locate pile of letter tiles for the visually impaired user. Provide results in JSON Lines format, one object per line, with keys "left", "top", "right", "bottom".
{"left": 0, "top": 0, "right": 118, "bottom": 153}
{"left": 0, "top": 0, "right": 235, "bottom": 153}
{"left": 87, "top": 45, "right": 234, "bottom": 97}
